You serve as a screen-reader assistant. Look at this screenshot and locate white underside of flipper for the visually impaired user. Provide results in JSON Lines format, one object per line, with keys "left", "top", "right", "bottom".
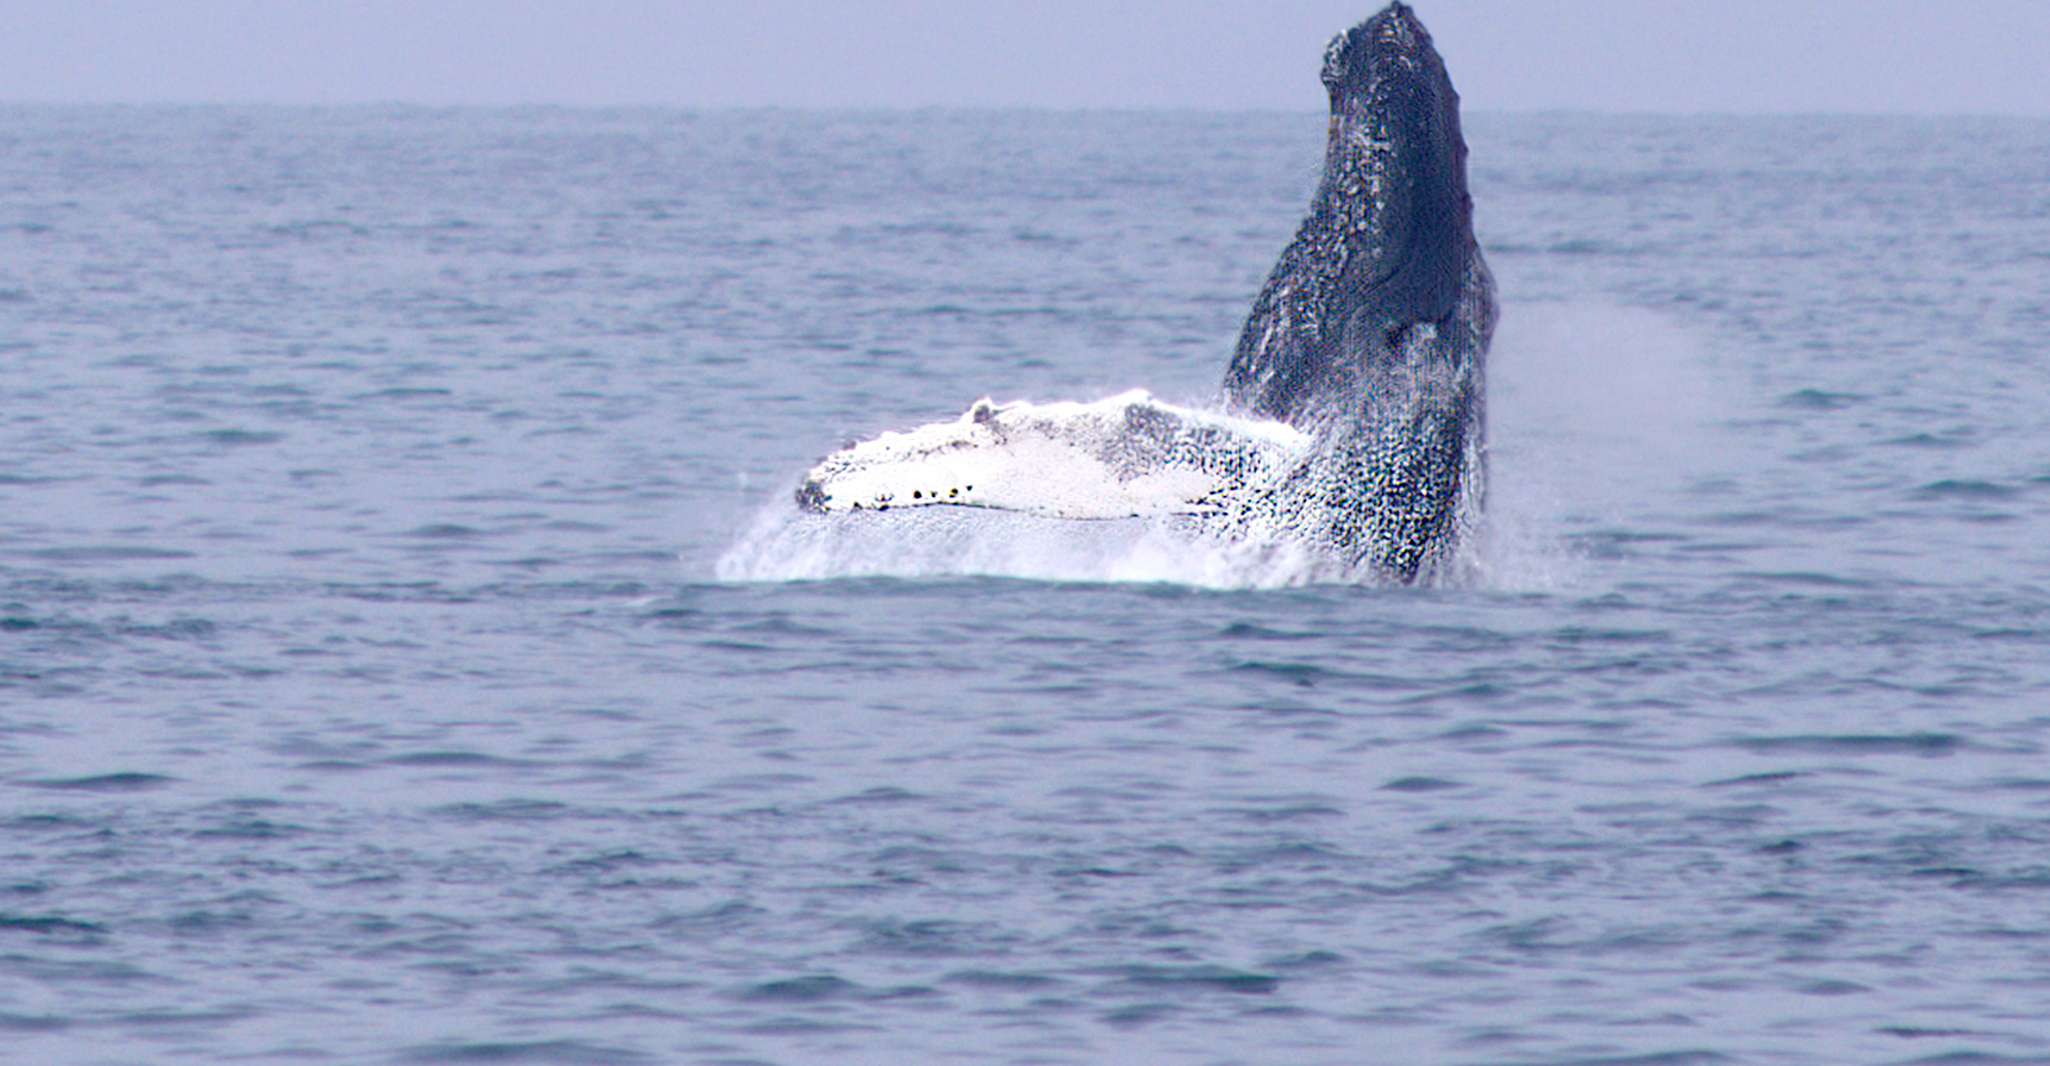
{"left": 797, "top": 390, "right": 1311, "bottom": 520}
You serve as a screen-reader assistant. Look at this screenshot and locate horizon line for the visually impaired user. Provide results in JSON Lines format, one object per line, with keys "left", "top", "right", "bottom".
{"left": 5, "top": 98, "right": 2049, "bottom": 121}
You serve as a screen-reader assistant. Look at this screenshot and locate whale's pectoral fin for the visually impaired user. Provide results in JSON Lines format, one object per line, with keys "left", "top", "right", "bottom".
{"left": 797, "top": 391, "right": 1310, "bottom": 521}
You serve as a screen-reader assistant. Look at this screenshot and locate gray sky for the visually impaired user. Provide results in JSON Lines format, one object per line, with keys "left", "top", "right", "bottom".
{"left": 3, "top": 1, "right": 2045, "bottom": 114}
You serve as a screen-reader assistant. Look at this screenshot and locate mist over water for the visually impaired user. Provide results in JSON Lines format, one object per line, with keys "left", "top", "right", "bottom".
{"left": 5, "top": 107, "right": 2050, "bottom": 1064}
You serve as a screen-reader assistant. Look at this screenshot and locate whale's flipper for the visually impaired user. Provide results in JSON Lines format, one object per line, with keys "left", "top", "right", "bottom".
{"left": 1224, "top": 2, "right": 1495, "bottom": 582}
{"left": 797, "top": 391, "right": 1310, "bottom": 521}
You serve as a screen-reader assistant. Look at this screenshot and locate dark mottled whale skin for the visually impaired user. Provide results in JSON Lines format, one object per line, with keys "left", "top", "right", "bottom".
{"left": 1225, "top": 2, "right": 1495, "bottom": 582}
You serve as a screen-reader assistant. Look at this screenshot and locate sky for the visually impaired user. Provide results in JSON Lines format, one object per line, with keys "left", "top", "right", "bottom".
{"left": 1, "top": 0, "right": 2045, "bottom": 115}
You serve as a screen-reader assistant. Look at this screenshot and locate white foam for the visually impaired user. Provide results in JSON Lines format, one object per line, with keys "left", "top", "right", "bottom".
{"left": 714, "top": 503, "right": 1329, "bottom": 589}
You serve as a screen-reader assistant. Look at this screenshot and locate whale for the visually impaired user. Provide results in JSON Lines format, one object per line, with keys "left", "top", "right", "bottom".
{"left": 792, "top": 2, "right": 1493, "bottom": 584}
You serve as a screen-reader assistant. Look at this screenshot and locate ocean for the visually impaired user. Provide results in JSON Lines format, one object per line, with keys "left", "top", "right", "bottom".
{"left": 4, "top": 105, "right": 2050, "bottom": 1064}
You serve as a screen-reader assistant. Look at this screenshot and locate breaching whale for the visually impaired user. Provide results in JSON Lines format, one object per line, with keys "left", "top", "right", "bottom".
{"left": 793, "top": 2, "right": 1494, "bottom": 584}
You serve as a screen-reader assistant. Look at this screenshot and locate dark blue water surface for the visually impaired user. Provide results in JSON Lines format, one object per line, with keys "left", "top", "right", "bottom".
{"left": 4, "top": 106, "right": 2050, "bottom": 1064}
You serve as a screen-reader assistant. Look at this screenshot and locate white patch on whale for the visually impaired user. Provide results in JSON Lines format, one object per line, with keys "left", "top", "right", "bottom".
{"left": 799, "top": 390, "right": 1310, "bottom": 521}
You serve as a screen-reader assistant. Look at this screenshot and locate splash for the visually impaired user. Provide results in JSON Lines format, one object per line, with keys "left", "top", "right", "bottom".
{"left": 1477, "top": 300, "right": 1739, "bottom": 592}
{"left": 715, "top": 499, "right": 1329, "bottom": 590}
{"left": 713, "top": 301, "right": 1728, "bottom": 593}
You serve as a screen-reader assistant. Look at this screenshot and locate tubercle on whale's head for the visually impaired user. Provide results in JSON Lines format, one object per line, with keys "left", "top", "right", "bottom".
{"left": 1322, "top": 4, "right": 1419, "bottom": 82}
{"left": 1321, "top": 3, "right": 1442, "bottom": 109}
{"left": 1318, "top": 3, "right": 1463, "bottom": 189}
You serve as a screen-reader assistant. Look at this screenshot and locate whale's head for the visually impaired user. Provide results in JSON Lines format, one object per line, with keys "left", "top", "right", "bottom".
{"left": 1229, "top": 3, "right": 1486, "bottom": 427}
{"left": 1315, "top": 2, "right": 1474, "bottom": 356}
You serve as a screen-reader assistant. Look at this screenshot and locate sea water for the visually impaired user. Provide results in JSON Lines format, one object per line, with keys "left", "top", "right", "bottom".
{"left": 3, "top": 106, "right": 2050, "bottom": 1064}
